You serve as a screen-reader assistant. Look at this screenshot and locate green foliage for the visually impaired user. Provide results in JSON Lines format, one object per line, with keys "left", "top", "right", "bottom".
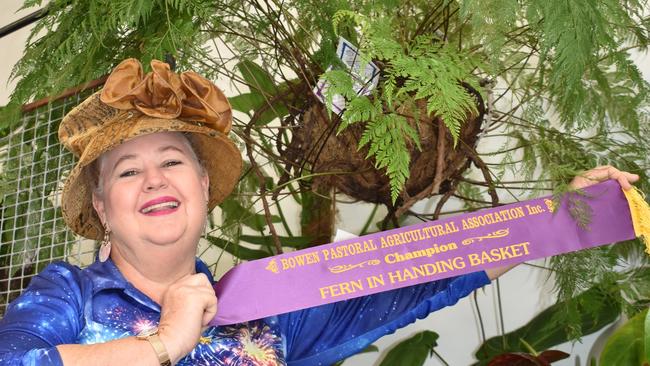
{"left": 645, "top": 309, "right": 650, "bottom": 363}
{"left": 474, "top": 283, "right": 621, "bottom": 364}
{"left": 239, "top": 234, "right": 312, "bottom": 250}
{"left": 3, "top": 0, "right": 218, "bottom": 129}
{"left": 600, "top": 308, "right": 649, "bottom": 366}
{"left": 360, "top": 114, "right": 420, "bottom": 203}
{"left": 220, "top": 197, "right": 281, "bottom": 233}
{"left": 205, "top": 235, "right": 270, "bottom": 261}
{"left": 3, "top": 0, "right": 650, "bottom": 362}
{"left": 322, "top": 12, "right": 481, "bottom": 201}
{"left": 456, "top": 180, "right": 488, "bottom": 211}
{"left": 458, "top": 0, "right": 649, "bottom": 129}
{"left": 237, "top": 59, "right": 277, "bottom": 96}
{"left": 231, "top": 60, "right": 291, "bottom": 125}
{"left": 323, "top": 74, "right": 423, "bottom": 201}
{"left": 378, "top": 330, "right": 440, "bottom": 366}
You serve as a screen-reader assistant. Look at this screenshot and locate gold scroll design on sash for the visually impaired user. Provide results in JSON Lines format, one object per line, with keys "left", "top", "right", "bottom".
{"left": 544, "top": 198, "right": 556, "bottom": 213}
{"left": 329, "top": 260, "right": 381, "bottom": 274}
{"left": 265, "top": 259, "right": 280, "bottom": 274}
{"left": 462, "top": 228, "right": 510, "bottom": 245}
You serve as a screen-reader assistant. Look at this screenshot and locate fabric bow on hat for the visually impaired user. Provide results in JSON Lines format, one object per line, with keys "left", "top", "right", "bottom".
{"left": 100, "top": 58, "right": 232, "bottom": 134}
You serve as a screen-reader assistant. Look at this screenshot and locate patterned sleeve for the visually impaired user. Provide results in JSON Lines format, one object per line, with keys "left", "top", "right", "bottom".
{"left": 280, "top": 271, "right": 490, "bottom": 366}
{"left": 0, "top": 262, "right": 85, "bottom": 366}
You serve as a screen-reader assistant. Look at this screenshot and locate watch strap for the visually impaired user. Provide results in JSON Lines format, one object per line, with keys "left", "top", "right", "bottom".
{"left": 143, "top": 332, "right": 172, "bottom": 366}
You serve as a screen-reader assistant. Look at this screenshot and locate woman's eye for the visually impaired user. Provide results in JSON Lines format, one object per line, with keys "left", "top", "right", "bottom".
{"left": 119, "top": 170, "right": 138, "bottom": 178}
{"left": 163, "top": 160, "right": 182, "bottom": 167}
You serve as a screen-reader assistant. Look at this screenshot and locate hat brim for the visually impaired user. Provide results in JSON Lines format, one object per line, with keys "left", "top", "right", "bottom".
{"left": 61, "top": 114, "right": 242, "bottom": 241}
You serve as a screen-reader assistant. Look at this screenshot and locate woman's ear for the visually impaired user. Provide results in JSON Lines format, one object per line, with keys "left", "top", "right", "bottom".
{"left": 201, "top": 173, "right": 210, "bottom": 203}
{"left": 92, "top": 192, "right": 107, "bottom": 227}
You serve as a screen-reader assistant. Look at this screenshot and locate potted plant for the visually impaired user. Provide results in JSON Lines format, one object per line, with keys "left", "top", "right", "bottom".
{"left": 2, "top": 0, "right": 649, "bottom": 363}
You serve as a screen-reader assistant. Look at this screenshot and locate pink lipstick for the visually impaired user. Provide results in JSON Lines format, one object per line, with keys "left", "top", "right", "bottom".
{"left": 140, "top": 196, "right": 180, "bottom": 216}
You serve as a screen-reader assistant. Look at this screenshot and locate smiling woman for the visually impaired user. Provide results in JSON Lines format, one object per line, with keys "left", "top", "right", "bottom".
{"left": 92, "top": 133, "right": 210, "bottom": 267}
{"left": 0, "top": 58, "right": 637, "bottom": 366}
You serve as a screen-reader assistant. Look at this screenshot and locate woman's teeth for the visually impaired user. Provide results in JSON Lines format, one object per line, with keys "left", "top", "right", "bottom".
{"left": 141, "top": 201, "right": 179, "bottom": 213}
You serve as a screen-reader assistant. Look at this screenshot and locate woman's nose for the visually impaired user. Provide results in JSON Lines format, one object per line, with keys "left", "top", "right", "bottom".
{"left": 144, "top": 168, "right": 168, "bottom": 191}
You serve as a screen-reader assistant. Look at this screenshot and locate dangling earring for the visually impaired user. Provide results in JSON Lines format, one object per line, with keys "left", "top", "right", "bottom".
{"left": 99, "top": 227, "right": 112, "bottom": 262}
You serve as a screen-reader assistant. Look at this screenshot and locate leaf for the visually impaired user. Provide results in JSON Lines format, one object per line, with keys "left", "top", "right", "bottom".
{"left": 600, "top": 308, "right": 649, "bottom": 366}
{"left": 340, "top": 96, "right": 376, "bottom": 131}
{"left": 474, "top": 285, "right": 620, "bottom": 364}
{"left": 204, "top": 235, "right": 270, "bottom": 261}
{"left": 646, "top": 310, "right": 650, "bottom": 365}
{"left": 239, "top": 235, "right": 313, "bottom": 249}
{"left": 487, "top": 353, "right": 543, "bottom": 366}
{"left": 255, "top": 102, "right": 290, "bottom": 126}
{"left": 230, "top": 80, "right": 291, "bottom": 125}
{"left": 219, "top": 198, "right": 280, "bottom": 232}
{"left": 229, "top": 92, "right": 266, "bottom": 115}
{"left": 379, "top": 330, "right": 439, "bottom": 366}
{"left": 229, "top": 91, "right": 289, "bottom": 125}
{"left": 236, "top": 59, "right": 277, "bottom": 96}
{"left": 487, "top": 350, "right": 569, "bottom": 366}
{"left": 333, "top": 344, "right": 378, "bottom": 366}
{"left": 538, "top": 350, "right": 571, "bottom": 363}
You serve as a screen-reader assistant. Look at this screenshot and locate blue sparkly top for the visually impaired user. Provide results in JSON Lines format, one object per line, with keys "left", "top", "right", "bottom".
{"left": 0, "top": 258, "right": 489, "bottom": 365}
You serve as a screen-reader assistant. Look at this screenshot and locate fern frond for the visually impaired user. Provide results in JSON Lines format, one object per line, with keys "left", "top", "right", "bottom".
{"left": 357, "top": 114, "right": 419, "bottom": 203}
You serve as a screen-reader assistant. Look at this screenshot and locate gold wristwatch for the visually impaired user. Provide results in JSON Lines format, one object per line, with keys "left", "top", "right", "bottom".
{"left": 136, "top": 327, "right": 172, "bottom": 366}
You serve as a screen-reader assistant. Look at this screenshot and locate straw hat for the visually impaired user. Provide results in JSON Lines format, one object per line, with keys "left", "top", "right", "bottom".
{"left": 58, "top": 58, "right": 242, "bottom": 240}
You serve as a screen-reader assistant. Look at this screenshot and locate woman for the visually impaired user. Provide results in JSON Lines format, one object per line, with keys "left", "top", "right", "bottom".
{"left": 0, "top": 59, "right": 639, "bottom": 366}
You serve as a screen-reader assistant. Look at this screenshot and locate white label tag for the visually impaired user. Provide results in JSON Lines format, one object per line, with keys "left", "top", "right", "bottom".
{"left": 313, "top": 37, "right": 380, "bottom": 114}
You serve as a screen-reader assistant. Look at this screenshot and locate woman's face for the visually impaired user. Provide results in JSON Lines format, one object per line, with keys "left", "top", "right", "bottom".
{"left": 92, "top": 132, "right": 209, "bottom": 250}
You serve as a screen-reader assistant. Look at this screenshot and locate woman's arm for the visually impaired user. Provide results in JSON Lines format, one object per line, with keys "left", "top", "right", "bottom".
{"left": 59, "top": 272, "right": 216, "bottom": 366}
{"left": 58, "top": 338, "right": 167, "bottom": 366}
{"left": 0, "top": 262, "right": 83, "bottom": 366}
{"left": 0, "top": 263, "right": 216, "bottom": 366}
{"left": 485, "top": 166, "right": 639, "bottom": 280}
{"left": 281, "top": 271, "right": 490, "bottom": 366}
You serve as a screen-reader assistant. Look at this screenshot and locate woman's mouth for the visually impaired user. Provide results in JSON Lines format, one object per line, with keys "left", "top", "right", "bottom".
{"left": 140, "top": 197, "right": 180, "bottom": 216}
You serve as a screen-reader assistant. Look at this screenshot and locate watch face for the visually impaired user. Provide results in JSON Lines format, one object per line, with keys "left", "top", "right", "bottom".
{"left": 137, "top": 326, "right": 159, "bottom": 338}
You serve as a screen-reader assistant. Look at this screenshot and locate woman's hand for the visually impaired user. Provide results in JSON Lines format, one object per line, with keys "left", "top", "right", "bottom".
{"left": 569, "top": 165, "right": 639, "bottom": 190}
{"left": 487, "top": 165, "right": 639, "bottom": 281}
{"left": 157, "top": 273, "right": 218, "bottom": 364}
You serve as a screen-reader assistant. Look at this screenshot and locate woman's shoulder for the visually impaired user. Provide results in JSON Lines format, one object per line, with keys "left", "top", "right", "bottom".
{"left": 27, "top": 261, "right": 87, "bottom": 293}
{"left": 36, "top": 261, "right": 83, "bottom": 281}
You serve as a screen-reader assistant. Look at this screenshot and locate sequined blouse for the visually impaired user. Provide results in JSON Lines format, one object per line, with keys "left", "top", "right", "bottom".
{"left": 0, "top": 258, "right": 489, "bottom": 365}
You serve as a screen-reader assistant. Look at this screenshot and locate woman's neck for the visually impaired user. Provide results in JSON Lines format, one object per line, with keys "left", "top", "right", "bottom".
{"left": 109, "top": 240, "right": 197, "bottom": 304}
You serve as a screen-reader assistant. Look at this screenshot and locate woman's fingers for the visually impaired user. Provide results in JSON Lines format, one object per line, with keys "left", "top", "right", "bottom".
{"left": 614, "top": 170, "right": 639, "bottom": 190}
{"left": 202, "top": 298, "right": 218, "bottom": 326}
{"left": 158, "top": 273, "right": 218, "bottom": 362}
{"left": 569, "top": 165, "right": 639, "bottom": 190}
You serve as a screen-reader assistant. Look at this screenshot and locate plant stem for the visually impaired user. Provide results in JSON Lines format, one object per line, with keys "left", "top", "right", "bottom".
{"left": 432, "top": 349, "right": 450, "bottom": 366}
{"left": 359, "top": 204, "right": 379, "bottom": 235}
{"left": 473, "top": 291, "right": 487, "bottom": 343}
{"left": 496, "top": 278, "right": 506, "bottom": 348}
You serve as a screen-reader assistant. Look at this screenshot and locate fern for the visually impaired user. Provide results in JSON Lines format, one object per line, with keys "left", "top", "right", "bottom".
{"left": 339, "top": 96, "right": 378, "bottom": 132}
{"left": 358, "top": 113, "right": 420, "bottom": 202}
{"left": 321, "top": 12, "right": 481, "bottom": 202}
{"left": 2, "top": 0, "right": 216, "bottom": 130}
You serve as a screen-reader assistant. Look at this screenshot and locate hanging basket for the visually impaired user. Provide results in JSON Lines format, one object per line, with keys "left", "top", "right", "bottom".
{"left": 284, "top": 83, "right": 485, "bottom": 211}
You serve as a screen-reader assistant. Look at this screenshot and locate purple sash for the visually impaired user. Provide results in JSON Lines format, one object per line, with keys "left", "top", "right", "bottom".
{"left": 210, "top": 180, "right": 649, "bottom": 325}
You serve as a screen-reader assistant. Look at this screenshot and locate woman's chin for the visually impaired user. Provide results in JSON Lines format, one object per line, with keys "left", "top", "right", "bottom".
{"left": 142, "top": 228, "right": 199, "bottom": 249}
